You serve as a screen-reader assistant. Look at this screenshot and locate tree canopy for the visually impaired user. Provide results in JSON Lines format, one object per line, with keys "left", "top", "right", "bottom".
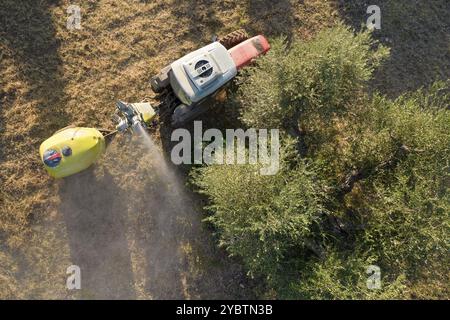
{"left": 192, "top": 25, "right": 449, "bottom": 299}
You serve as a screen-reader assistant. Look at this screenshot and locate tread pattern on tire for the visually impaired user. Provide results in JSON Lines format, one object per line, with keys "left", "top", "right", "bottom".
{"left": 219, "top": 29, "right": 249, "bottom": 49}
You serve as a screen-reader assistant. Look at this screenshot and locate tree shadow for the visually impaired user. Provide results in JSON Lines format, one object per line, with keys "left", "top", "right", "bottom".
{"left": 336, "top": 0, "right": 450, "bottom": 97}
{"left": 169, "top": 0, "right": 224, "bottom": 44}
{"left": 0, "top": 0, "right": 69, "bottom": 137}
{"left": 166, "top": 0, "right": 296, "bottom": 45}
{"left": 59, "top": 168, "right": 135, "bottom": 299}
{"left": 0, "top": 0, "right": 71, "bottom": 297}
{"left": 244, "top": 0, "right": 295, "bottom": 40}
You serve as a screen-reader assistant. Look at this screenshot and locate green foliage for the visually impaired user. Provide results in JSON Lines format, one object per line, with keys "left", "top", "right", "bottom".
{"left": 237, "top": 24, "right": 389, "bottom": 129}
{"left": 192, "top": 137, "right": 326, "bottom": 281}
{"left": 294, "top": 252, "right": 408, "bottom": 300}
{"left": 192, "top": 25, "right": 450, "bottom": 299}
{"left": 351, "top": 83, "right": 450, "bottom": 283}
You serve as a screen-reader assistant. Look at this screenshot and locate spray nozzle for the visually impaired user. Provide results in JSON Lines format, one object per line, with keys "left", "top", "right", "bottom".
{"left": 113, "top": 101, "right": 156, "bottom": 133}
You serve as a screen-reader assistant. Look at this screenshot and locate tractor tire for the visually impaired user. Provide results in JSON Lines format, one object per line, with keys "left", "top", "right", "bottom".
{"left": 219, "top": 29, "right": 249, "bottom": 49}
{"left": 171, "top": 103, "right": 210, "bottom": 127}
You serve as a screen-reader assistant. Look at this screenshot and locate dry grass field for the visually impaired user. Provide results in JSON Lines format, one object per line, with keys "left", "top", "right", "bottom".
{"left": 0, "top": 0, "right": 448, "bottom": 299}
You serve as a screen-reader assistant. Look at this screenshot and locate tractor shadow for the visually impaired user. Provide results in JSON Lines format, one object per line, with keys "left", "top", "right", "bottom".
{"left": 336, "top": 0, "right": 450, "bottom": 97}
{"left": 59, "top": 168, "right": 136, "bottom": 299}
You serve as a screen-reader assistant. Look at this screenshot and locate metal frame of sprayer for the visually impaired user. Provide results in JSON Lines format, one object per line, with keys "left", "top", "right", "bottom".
{"left": 112, "top": 100, "right": 157, "bottom": 135}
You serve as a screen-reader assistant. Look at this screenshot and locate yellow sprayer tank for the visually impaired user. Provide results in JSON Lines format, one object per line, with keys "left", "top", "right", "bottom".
{"left": 39, "top": 126, "right": 106, "bottom": 178}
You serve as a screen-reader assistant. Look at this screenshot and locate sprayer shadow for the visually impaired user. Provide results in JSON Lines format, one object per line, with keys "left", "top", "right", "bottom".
{"left": 59, "top": 168, "right": 135, "bottom": 299}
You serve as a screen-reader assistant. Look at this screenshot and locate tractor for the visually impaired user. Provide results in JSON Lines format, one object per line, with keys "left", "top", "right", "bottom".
{"left": 151, "top": 30, "right": 270, "bottom": 126}
{"left": 40, "top": 30, "right": 270, "bottom": 178}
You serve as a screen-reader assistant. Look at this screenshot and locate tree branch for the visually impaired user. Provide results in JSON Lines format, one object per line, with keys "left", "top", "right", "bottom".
{"left": 285, "top": 109, "right": 307, "bottom": 157}
{"left": 337, "top": 143, "right": 411, "bottom": 200}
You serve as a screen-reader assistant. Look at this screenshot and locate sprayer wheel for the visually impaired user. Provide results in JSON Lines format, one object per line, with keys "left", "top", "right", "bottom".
{"left": 219, "top": 29, "right": 249, "bottom": 49}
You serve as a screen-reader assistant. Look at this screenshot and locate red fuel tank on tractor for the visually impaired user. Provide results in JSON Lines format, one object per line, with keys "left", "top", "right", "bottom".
{"left": 228, "top": 35, "right": 271, "bottom": 70}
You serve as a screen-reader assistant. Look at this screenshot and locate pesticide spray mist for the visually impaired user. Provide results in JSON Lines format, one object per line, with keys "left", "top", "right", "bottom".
{"left": 124, "top": 123, "right": 195, "bottom": 298}
{"left": 58, "top": 123, "right": 193, "bottom": 299}
{"left": 58, "top": 123, "right": 248, "bottom": 299}
{"left": 134, "top": 124, "right": 181, "bottom": 190}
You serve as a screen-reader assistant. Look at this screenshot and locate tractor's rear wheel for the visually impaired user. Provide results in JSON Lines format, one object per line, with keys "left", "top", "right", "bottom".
{"left": 172, "top": 104, "right": 200, "bottom": 127}
{"left": 219, "top": 29, "right": 249, "bottom": 49}
{"left": 171, "top": 102, "right": 211, "bottom": 127}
